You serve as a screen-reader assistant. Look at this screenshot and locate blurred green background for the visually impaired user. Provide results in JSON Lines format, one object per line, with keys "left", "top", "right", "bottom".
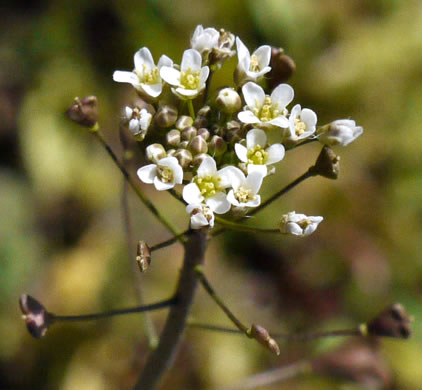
{"left": 1, "top": 0, "right": 422, "bottom": 389}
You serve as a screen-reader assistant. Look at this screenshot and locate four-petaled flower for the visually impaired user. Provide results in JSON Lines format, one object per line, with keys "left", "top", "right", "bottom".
{"left": 191, "top": 25, "right": 220, "bottom": 55}
{"left": 113, "top": 47, "right": 173, "bottom": 98}
{"left": 183, "top": 156, "right": 237, "bottom": 214}
{"left": 186, "top": 203, "right": 215, "bottom": 229}
{"left": 235, "top": 37, "right": 271, "bottom": 82}
{"left": 125, "top": 106, "right": 152, "bottom": 140}
{"left": 279, "top": 211, "right": 323, "bottom": 237}
{"left": 160, "top": 49, "right": 209, "bottom": 99}
{"left": 238, "top": 82, "right": 294, "bottom": 129}
{"left": 235, "top": 129, "right": 285, "bottom": 175}
{"left": 287, "top": 104, "right": 317, "bottom": 142}
{"left": 318, "top": 119, "right": 363, "bottom": 147}
{"left": 137, "top": 157, "right": 183, "bottom": 191}
{"left": 226, "top": 170, "right": 264, "bottom": 208}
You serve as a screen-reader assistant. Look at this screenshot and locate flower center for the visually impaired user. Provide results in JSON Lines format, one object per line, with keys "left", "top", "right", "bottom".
{"left": 194, "top": 175, "right": 222, "bottom": 198}
{"left": 135, "top": 65, "right": 160, "bottom": 85}
{"left": 247, "top": 145, "right": 268, "bottom": 165}
{"left": 256, "top": 97, "right": 282, "bottom": 122}
{"left": 157, "top": 165, "right": 174, "bottom": 183}
{"left": 250, "top": 54, "right": 260, "bottom": 72}
{"left": 234, "top": 186, "right": 255, "bottom": 204}
{"left": 297, "top": 219, "right": 312, "bottom": 230}
{"left": 192, "top": 205, "right": 213, "bottom": 223}
{"left": 180, "top": 67, "right": 201, "bottom": 90}
{"left": 294, "top": 117, "right": 307, "bottom": 136}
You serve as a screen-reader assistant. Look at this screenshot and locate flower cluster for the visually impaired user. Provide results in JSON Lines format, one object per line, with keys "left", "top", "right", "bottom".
{"left": 113, "top": 25, "right": 363, "bottom": 232}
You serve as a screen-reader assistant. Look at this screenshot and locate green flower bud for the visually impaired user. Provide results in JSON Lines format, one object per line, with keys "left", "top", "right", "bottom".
{"left": 146, "top": 143, "right": 166, "bottom": 163}
{"left": 154, "top": 105, "right": 178, "bottom": 128}
{"left": 208, "top": 135, "right": 227, "bottom": 157}
{"left": 176, "top": 115, "right": 193, "bottom": 130}
{"left": 174, "top": 148, "right": 193, "bottom": 169}
{"left": 182, "top": 126, "right": 197, "bottom": 141}
{"left": 215, "top": 87, "right": 241, "bottom": 113}
{"left": 166, "top": 129, "right": 181, "bottom": 146}
{"left": 189, "top": 135, "right": 208, "bottom": 155}
{"left": 197, "top": 127, "right": 210, "bottom": 141}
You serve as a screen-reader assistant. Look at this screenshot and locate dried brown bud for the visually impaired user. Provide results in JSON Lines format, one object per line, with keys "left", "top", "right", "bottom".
{"left": 174, "top": 148, "right": 193, "bottom": 169}
{"left": 267, "top": 47, "right": 296, "bottom": 90}
{"left": 66, "top": 96, "right": 98, "bottom": 128}
{"left": 189, "top": 135, "right": 208, "bottom": 155}
{"left": 19, "top": 294, "right": 53, "bottom": 338}
{"left": 176, "top": 115, "right": 193, "bottom": 130}
{"left": 154, "top": 105, "right": 178, "bottom": 128}
{"left": 166, "top": 129, "right": 181, "bottom": 146}
{"left": 248, "top": 324, "right": 280, "bottom": 355}
{"left": 366, "top": 303, "right": 412, "bottom": 339}
{"left": 311, "top": 146, "right": 340, "bottom": 179}
{"left": 182, "top": 126, "right": 197, "bottom": 141}
{"left": 136, "top": 241, "right": 151, "bottom": 272}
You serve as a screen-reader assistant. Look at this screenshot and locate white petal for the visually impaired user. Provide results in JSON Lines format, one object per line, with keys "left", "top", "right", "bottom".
{"left": 175, "top": 87, "right": 199, "bottom": 98}
{"left": 253, "top": 45, "right": 271, "bottom": 69}
{"left": 158, "top": 157, "right": 183, "bottom": 184}
{"left": 206, "top": 192, "right": 231, "bottom": 214}
{"left": 134, "top": 47, "right": 155, "bottom": 71}
{"left": 154, "top": 177, "right": 174, "bottom": 191}
{"left": 301, "top": 108, "right": 317, "bottom": 128}
{"left": 238, "top": 110, "right": 260, "bottom": 124}
{"left": 290, "top": 104, "right": 301, "bottom": 120}
{"left": 236, "top": 37, "right": 250, "bottom": 72}
{"left": 198, "top": 156, "right": 217, "bottom": 177}
{"left": 234, "top": 143, "right": 248, "bottom": 163}
{"left": 245, "top": 171, "right": 264, "bottom": 194}
{"left": 266, "top": 143, "right": 285, "bottom": 164}
{"left": 242, "top": 82, "right": 265, "bottom": 109}
{"left": 286, "top": 223, "right": 303, "bottom": 236}
{"left": 191, "top": 212, "right": 210, "bottom": 229}
{"left": 113, "top": 71, "right": 139, "bottom": 86}
{"left": 268, "top": 116, "right": 289, "bottom": 128}
{"left": 199, "top": 66, "right": 210, "bottom": 86}
{"left": 141, "top": 83, "right": 163, "bottom": 98}
{"left": 137, "top": 164, "right": 157, "bottom": 184}
{"left": 245, "top": 195, "right": 260, "bottom": 208}
{"left": 181, "top": 49, "right": 202, "bottom": 71}
{"left": 125, "top": 106, "right": 133, "bottom": 118}
{"left": 160, "top": 67, "right": 180, "bottom": 86}
{"left": 129, "top": 119, "right": 140, "bottom": 134}
{"left": 183, "top": 183, "right": 203, "bottom": 204}
{"left": 217, "top": 166, "right": 244, "bottom": 189}
{"left": 139, "top": 110, "right": 152, "bottom": 131}
{"left": 247, "top": 164, "right": 268, "bottom": 176}
{"left": 271, "top": 83, "right": 294, "bottom": 108}
{"left": 246, "top": 128, "right": 267, "bottom": 148}
{"left": 157, "top": 54, "right": 173, "bottom": 69}
{"left": 226, "top": 190, "right": 239, "bottom": 207}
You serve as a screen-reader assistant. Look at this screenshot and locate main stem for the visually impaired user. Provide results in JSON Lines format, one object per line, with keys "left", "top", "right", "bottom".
{"left": 134, "top": 228, "right": 208, "bottom": 390}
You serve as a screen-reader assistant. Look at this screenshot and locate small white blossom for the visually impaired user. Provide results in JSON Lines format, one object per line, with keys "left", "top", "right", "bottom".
{"left": 226, "top": 170, "right": 264, "bottom": 208}
{"left": 186, "top": 203, "right": 215, "bottom": 229}
{"left": 238, "top": 82, "right": 294, "bottom": 129}
{"left": 113, "top": 47, "right": 173, "bottom": 98}
{"left": 287, "top": 104, "right": 317, "bottom": 141}
{"left": 235, "top": 129, "right": 285, "bottom": 175}
{"left": 160, "top": 49, "right": 209, "bottom": 99}
{"left": 191, "top": 25, "right": 220, "bottom": 54}
{"left": 125, "top": 106, "right": 152, "bottom": 139}
{"left": 279, "top": 211, "right": 323, "bottom": 237}
{"left": 182, "top": 156, "right": 238, "bottom": 214}
{"left": 318, "top": 119, "right": 363, "bottom": 146}
{"left": 235, "top": 37, "right": 271, "bottom": 82}
{"left": 137, "top": 156, "right": 183, "bottom": 191}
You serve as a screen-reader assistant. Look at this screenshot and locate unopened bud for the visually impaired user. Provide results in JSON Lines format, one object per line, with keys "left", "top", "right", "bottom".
{"left": 146, "top": 143, "right": 166, "bottom": 163}
{"left": 179, "top": 140, "right": 189, "bottom": 149}
{"left": 197, "top": 127, "right": 210, "bottom": 141}
{"left": 154, "top": 105, "right": 178, "bottom": 128}
{"left": 248, "top": 324, "right": 280, "bottom": 355}
{"left": 311, "top": 146, "right": 340, "bottom": 179}
{"left": 136, "top": 241, "right": 151, "bottom": 272}
{"left": 208, "top": 135, "right": 227, "bottom": 157}
{"left": 176, "top": 115, "right": 193, "bottom": 130}
{"left": 19, "top": 294, "right": 53, "bottom": 338}
{"left": 189, "top": 135, "right": 208, "bottom": 155}
{"left": 197, "top": 105, "right": 211, "bottom": 118}
{"left": 366, "top": 303, "right": 412, "bottom": 339}
{"left": 193, "top": 116, "right": 208, "bottom": 129}
{"left": 215, "top": 87, "right": 242, "bottom": 114}
{"left": 66, "top": 96, "right": 98, "bottom": 128}
{"left": 167, "top": 149, "right": 176, "bottom": 157}
{"left": 166, "top": 129, "right": 181, "bottom": 146}
{"left": 182, "top": 126, "right": 197, "bottom": 141}
{"left": 174, "top": 148, "right": 193, "bottom": 169}
{"left": 193, "top": 153, "right": 209, "bottom": 168}
{"left": 267, "top": 47, "right": 296, "bottom": 90}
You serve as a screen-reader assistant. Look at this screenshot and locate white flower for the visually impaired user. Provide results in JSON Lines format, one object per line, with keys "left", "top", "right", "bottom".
{"left": 238, "top": 82, "right": 294, "bottom": 129}
{"left": 235, "top": 129, "right": 285, "bottom": 175}
{"left": 160, "top": 49, "right": 209, "bottom": 99}
{"left": 182, "top": 156, "right": 238, "bottom": 214}
{"left": 279, "top": 211, "right": 323, "bottom": 237}
{"left": 226, "top": 170, "right": 264, "bottom": 208}
{"left": 186, "top": 203, "right": 215, "bottom": 229}
{"left": 125, "top": 106, "right": 152, "bottom": 139}
{"left": 137, "top": 157, "right": 183, "bottom": 191}
{"left": 113, "top": 47, "right": 173, "bottom": 98}
{"left": 236, "top": 37, "right": 271, "bottom": 82}
{"left": 191, "top": 25, "right": 220, "bottom": 54}
{"left": 318, "top": 119, "right": 363, "bottom": 146}
{"left": 287, "top": 104, "right": 317, "bottom": 141}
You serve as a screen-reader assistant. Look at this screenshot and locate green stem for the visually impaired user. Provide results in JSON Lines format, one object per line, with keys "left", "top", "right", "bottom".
{"left": 187, "top": 99, "right": 196, "bottom": 120}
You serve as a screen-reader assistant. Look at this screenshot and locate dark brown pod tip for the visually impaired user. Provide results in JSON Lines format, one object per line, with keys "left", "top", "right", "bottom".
{"left": 311, "top": 146, "right": 340, "bottom": 179}
{"left": 249, "top": 324, "right": 280, "bottom": 355}
{"left": 367, "top": 303, "right": 412, "bottom": 339}
{"left": 66, "top": 96, "right": 98, "bottom": 128}
{"left": 267, "top": 47, "right": 296, "bottom": 90}
{"left": 19, "top": 294, "right": 53, "bottom": 338}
